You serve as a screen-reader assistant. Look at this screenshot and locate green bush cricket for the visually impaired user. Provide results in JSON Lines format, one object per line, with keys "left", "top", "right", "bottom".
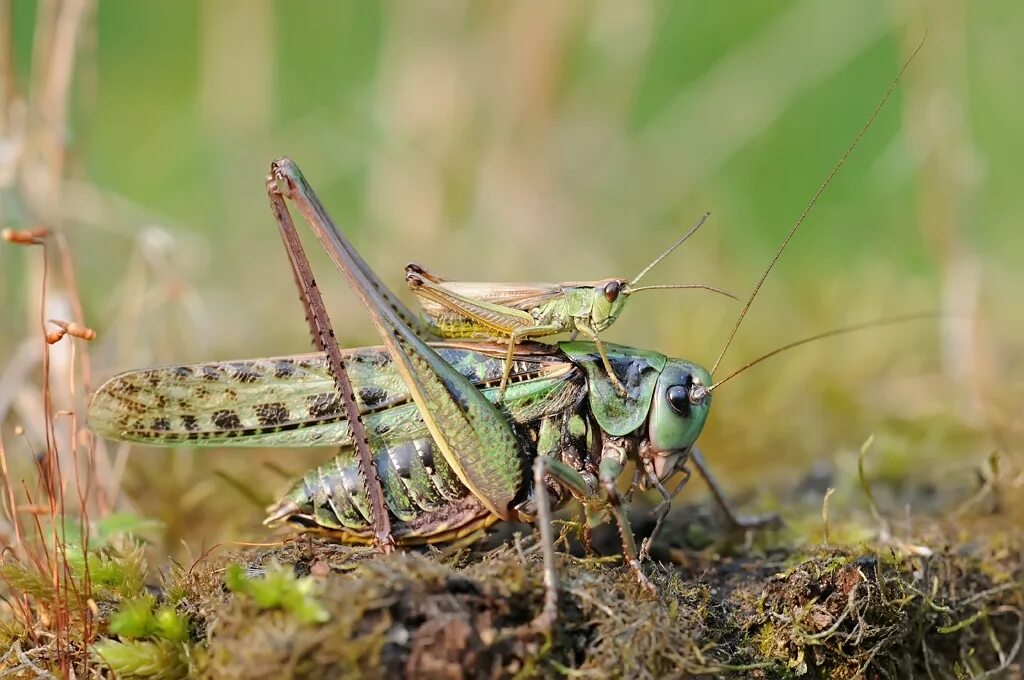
{"left": 92, "top": 158, "right": 749, "bottom": 629}
{"left": 403, "top": 211, "right": 737, "bottom": 399}
{"left": 88, "top": 41, "right": 920, "bottom": 630}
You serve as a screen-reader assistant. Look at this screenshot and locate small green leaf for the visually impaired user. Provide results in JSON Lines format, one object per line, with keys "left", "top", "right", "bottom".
{"left": 108, "top": 598, "right": 190, "bottom": 643}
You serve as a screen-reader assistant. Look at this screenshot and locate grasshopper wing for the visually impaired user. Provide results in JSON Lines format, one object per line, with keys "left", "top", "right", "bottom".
{"left": 436, "top": 281, "right": 564, "bottom": 312}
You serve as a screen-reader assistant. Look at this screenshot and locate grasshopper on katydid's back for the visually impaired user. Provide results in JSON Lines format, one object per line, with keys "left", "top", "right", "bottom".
{"left": 403, "top": 212, "right": 738, "bottom": 398}
{"left": 89, "top": 158, "right": 745, "bottom": 629}
{"left": 87, "top": 40, "right": 923, "bottom": 631}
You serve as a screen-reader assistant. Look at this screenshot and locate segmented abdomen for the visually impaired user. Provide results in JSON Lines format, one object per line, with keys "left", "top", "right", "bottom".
{"left": 269, "top": 389, "right": 596, "bottom": 544}
{"left": 267, "top": 436, "right": 496, "bottom": 544}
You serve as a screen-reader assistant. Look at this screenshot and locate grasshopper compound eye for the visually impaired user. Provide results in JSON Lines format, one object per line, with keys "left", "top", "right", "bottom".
{"left": 603, "top": 280, "right": 623, "bottom": 302}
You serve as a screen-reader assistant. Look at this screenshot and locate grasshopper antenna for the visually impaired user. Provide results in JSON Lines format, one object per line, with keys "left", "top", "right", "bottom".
{"left": 708, "top": 312, "right": 938, "bottom": 392}
{"left": 630, "top": 211, "right": 711, "bottom": 286}
{"left": 625, "top": 283, "right": 738, "bottom": 300}
{"left": 710, "top": 35, "right": 926, "bottom": 376}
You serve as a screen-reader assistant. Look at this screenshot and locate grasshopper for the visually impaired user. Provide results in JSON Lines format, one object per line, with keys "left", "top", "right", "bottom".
{"left": 404, "top": 211, "right": 737, "bottom": 399}
{"left": 88, "top": 43, "right": 919, "bottom": 629}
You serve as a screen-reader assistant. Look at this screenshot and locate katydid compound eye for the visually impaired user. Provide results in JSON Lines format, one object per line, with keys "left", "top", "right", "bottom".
{"left": 603, "top": 280, "right": 623, "bottom": 302}
{"left": 667, "top": 385, "right": 691, "bottom": 416}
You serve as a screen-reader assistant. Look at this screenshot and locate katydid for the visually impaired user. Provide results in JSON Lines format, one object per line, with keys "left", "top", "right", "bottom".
{"left": 90, "top": 158, "right": 727, "bottom": 628}
{"left": 404, "top": 211, "right": 737, "bottom": 398}
{"left": 88, "top": 39, "right": 921, "bottom": 630}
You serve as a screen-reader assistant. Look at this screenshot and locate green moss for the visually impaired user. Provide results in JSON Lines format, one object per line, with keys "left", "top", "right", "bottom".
{"left": 91, "top": 639, "right": 190, "bottom": 679}
{"left": 224, "top": 562, "right": 329, "bottom": 625}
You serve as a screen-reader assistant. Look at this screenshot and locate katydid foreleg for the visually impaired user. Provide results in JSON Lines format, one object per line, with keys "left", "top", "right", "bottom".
{"left": 529, "top": 436, "right": 659, "bottom": 630}
{"left": 598, "top": 441, "right": 657, "bottom": 594}
{"left": 638, "top": 455, "right": 688, "bottom": 561}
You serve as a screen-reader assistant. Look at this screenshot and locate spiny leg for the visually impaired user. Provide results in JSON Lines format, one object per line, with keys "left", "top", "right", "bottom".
{"left": 638, "top": 456, "right": 690, "bottom": 561}
{"left": 272, "top": 161, "right": 438, "bottom": 341}
{"left": 690, "top": 447, "right": 782, "bottom": 533}
{"left": 272, "top": 158, "right": 524, "bottom": 523}
{"left": 529, "top": 455, "right": 595, "bottom": 632}
{"left": 267, "top": 175, "right": 395, "bottom": 552}
{"left": 599, "top": 438, "right": 656, "bottom": 594}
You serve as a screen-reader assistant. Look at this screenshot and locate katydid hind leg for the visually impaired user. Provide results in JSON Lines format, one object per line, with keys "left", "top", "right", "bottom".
{"left": 271, "top": 157, "right": 438, "bottom": 341}
{"left": 690, "top": 447, "right": 782, "bottom": 532}
{"left": 266, "top": 176, "right": 394, "bottom": 552}
{"left": 271, "top": 158, "right": 525, "bottom": 521}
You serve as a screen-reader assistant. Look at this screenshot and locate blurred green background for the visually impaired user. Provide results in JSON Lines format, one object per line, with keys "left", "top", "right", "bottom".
{"left": 1, "top": 1, "right": 1019, "bottom": 553}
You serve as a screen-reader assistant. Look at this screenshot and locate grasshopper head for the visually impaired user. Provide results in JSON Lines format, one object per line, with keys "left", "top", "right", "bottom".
{"left": 589, "top": 278, "right": 630, "bottom": 331}
{"left": 647, "top": 360, "right": 712, "bottom": 480}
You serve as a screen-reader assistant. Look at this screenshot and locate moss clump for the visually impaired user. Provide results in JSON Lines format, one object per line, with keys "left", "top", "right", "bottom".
{"left": 4, "top": 475, "right": 1022, "bottom": 678}
{"left": 198, "top": 547, "right": 547, "bottom": 679}
{"left": 223, "top": 561, "right": 330, "bottom": 625}
{"left": 169, "top": 518, "right": 1021, "bottom": 679}
{"left": 741, "top": 546, "right": 1023, "bottom": 677}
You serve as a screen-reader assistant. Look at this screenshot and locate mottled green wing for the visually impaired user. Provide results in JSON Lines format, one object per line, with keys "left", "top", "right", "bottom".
{"left": 89, "top": 350, "right": 394, "bottom": 448}
{"left": 89, "top": 345, "right": 581, "bottom": 449}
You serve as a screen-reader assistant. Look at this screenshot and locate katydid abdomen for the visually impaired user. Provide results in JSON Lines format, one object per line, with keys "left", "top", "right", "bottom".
{"left": 267, "top": 436, "right": 499, "bottom": 545}
{"left": 267, "top": 393, "right": 595, "bottom": 545}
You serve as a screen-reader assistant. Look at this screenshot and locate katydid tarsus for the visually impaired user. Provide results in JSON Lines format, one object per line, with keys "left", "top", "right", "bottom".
{"left": 88, "top": 39, "right": 923, "bottom": 631}
{"left": 404, "top": 211, "right": 738, "bottom": 398}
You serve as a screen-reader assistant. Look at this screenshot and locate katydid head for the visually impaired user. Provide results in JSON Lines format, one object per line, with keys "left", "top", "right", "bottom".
{"left": 646, "top": 360, "right": 712, "bottom": 481}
